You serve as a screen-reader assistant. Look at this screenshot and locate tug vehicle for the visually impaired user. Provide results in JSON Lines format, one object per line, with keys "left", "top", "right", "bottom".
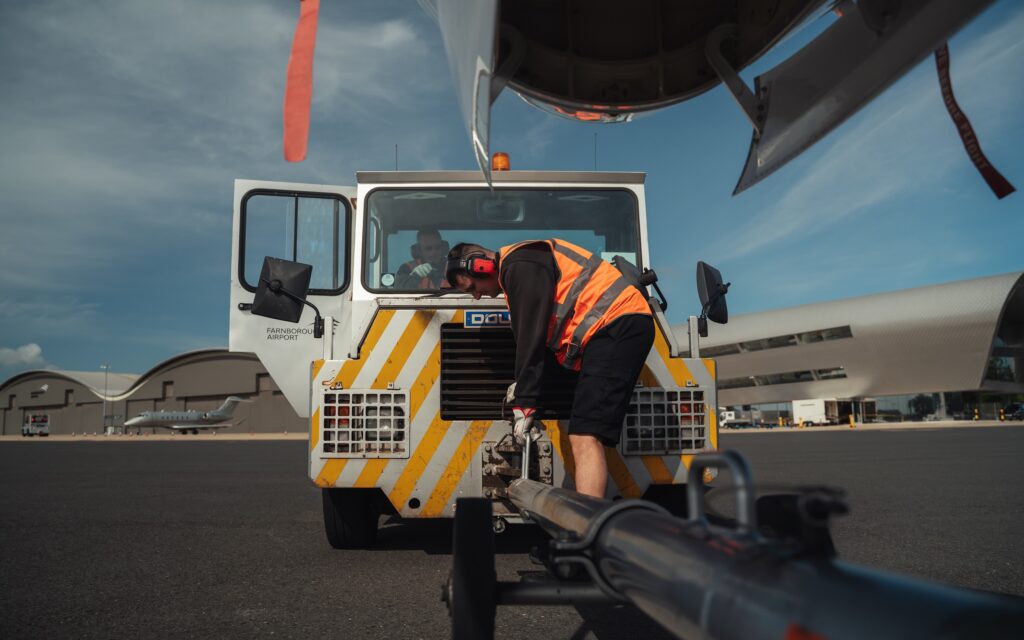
{"left": 228, "top": 159, "right": 724, "bottom": 547}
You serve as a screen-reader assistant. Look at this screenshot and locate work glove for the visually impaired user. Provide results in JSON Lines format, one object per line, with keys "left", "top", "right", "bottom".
{"left": 410, "top": 262, "right": 433, "bottom": 278}
{"left": 506, "top": 383, "right": 543, "bottom": 443}
{"left": 511, "top": 407, "right": 542, "bottom": 444}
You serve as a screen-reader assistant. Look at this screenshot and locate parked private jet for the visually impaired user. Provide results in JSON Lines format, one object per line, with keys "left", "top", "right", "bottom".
{"left": 123, "top": 397, "right": 251, "bottom": 434}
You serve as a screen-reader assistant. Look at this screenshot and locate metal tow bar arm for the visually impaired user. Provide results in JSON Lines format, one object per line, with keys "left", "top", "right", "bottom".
{"left": 520, "top": 436, "right": 530, "bottom": 481}
{"left": 445, "top": 450, "right": 1024, "bottom": 640}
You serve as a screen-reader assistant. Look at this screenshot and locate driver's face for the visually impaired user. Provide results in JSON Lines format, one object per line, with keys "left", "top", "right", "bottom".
{"left": 453, "top": 273, "right": 501, "bottom": 300}
{"left": 419, "top": 235, "right": 446, "bottom": 261}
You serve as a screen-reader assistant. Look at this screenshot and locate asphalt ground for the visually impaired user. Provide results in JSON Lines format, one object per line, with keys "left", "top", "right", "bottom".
{"left": 1, "top": 425, "right": 1022, "bottom": 639}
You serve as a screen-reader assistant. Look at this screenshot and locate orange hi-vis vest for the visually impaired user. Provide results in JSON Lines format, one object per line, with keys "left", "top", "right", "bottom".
{"left": 497, "top": 239, "right": 652, "bottom": 370}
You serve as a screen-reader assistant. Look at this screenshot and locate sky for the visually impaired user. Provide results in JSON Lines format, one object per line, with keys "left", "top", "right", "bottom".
{"left": 1, "top": 0, "right": 1022, "bottom": 380}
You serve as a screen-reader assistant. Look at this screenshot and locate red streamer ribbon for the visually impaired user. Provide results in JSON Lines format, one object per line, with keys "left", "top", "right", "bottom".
{"left": 935, "top": 43, "right": 1015, "bottom": 200}
{"left": 283, "top": 0, "right": 320, "bottom": 162}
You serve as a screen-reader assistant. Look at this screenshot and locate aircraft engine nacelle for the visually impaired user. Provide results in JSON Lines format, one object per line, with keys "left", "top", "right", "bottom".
{"left": 423, "top": 0, "right": 825, "bottom": 179}
{"left": 495, "top": 0, "right": 821, "bottom": 121}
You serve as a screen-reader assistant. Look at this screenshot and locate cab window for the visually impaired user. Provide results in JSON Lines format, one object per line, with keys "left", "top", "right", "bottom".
{"left": 363, "top": 188, "right": 640, "bottom": 292}
{"left": 241, "top": 191, "right": 350, "bottom": 293}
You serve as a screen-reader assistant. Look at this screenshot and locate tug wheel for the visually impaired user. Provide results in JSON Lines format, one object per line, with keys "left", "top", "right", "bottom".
{"left": 446, "top": 498, "right": 496, "bottom": 640}
{"left": 322, "top": 488, "right": 378, "bottom": 549}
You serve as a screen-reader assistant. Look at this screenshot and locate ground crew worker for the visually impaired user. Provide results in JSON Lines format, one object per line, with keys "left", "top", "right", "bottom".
{"left": 444, "top": 239, "right": 654, "bottom": 498}
{"left": 395, "top": 229, "right": 449, "bottom": 289}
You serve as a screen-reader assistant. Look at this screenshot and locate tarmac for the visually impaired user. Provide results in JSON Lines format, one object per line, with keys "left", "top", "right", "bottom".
{"left": 2, "top": 419, "right": 1013, "bottom": 441}
{"left": 2, "top": 426, "right": 1022, "bottom": 639}
{"left": 722, "top": 419, "right": 1011, "bottom": 432}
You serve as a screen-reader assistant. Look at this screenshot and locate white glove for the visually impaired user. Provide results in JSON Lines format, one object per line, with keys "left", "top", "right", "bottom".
{"left": 410, "top": 262, "right": 433, "bottom": 278}
{"left": 505, "top": 382, "right": 517, "bottom": 404}
{"left": 512, "top": 407, "right": 542, "bottom": 444}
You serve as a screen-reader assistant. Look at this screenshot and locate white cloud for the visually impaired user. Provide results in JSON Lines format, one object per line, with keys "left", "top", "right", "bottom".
{"left": 0, "top": 343, "right": 48, "bottom": 368}
{"left": 0, "top": 299, "right": 101, "bottom": 333}
{"left": 0, "top": 0, "right": 456, "bottom": 300}
{"left": 518, "top": 117, "right": 560, "bottom": 162}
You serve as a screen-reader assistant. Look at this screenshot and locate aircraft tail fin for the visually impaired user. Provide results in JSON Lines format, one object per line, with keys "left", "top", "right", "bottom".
{"left": 216, "top": 396, "right": 252, "bottom": 415}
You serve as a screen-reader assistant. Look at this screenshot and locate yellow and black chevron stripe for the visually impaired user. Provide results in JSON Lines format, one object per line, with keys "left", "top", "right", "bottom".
{"left": 308, "top": 307, "right": 718, "bottom": 517}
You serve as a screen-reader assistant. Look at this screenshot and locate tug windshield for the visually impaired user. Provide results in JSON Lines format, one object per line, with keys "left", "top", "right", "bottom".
{"left": 363, "top": 188, "right": 641, "bottom": 292}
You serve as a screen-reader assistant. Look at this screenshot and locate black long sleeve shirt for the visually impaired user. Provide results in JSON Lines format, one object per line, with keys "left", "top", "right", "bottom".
{"left": 497, "top": 242, "right": 556, "bottom": 409}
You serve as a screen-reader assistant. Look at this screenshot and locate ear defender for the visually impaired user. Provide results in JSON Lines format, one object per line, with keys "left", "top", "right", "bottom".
{"left": 445, "top": 253, "right": 496, "bottom": 281}
{"left": 466, "top": 255, "right": 496, "bottom": 276}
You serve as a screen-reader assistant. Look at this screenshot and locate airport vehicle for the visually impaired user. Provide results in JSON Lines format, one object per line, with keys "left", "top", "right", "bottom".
{"left": 792, "top": 398, "right": 839, "bottom": 426}
{"left": 123, "top": 397, "right": 250, "bottom": 434}
{"left": 719, "top": 408, "right": 761, "bottom": 429}
{"left": 21, "top": 414, "right": 50, "bottom": 437}
{"left": 284, "top": 0, "right": 1005, "bottom": 195}
{"left": 1005, "top": 403, "right": 1024, "bottom": 421}
{"left": 228, "top": 162, "right": 724, "bottom": 547}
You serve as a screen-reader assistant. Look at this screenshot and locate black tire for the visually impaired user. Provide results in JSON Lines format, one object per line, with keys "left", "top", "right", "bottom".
{"left": 756, "top": 493, "right": 838, "bottom": 557}
{"left": 449, "top": 498, "right": 496, "bottom": 640}
{"left": 322, "top": 488, "right": 379, "bottom": 549}
{"left": 642, "top": 484, "right": 689, "bottom": 518}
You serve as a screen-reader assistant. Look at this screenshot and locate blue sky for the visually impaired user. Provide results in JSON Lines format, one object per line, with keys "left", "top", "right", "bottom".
{"left": 1, "top": 0, "right": 1021, "bottom": 380}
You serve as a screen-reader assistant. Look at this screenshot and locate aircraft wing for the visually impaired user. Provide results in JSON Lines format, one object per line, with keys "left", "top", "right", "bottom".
{"left": 169, "top": 424, "right": 231, "bottom": 431}
{"left": 131, "top": 423, "right": 233, "bottom": 431}
{"left": 424, "top": 0, "right": 500, "bottom": 184}
{"left": 419, "top": 0, "right": 997, "bottom": 194}
{"left": 732, "top": 0, "right": 995, "bottom": 194}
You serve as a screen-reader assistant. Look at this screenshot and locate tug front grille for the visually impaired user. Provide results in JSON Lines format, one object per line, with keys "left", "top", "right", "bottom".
{"left": 440, "top": 324, "right": 578, "bottom": 420}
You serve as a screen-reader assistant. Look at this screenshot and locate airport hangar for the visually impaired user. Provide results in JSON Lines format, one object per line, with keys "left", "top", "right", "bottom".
{"left": 0, "top": 351, "right": 303, "bottom": 436}
{"left": 2, "top": 272, "right": 1022, "bottom": 436}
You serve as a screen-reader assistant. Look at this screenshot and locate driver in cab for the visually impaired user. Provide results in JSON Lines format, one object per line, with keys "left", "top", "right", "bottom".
{"left": 395, "top": 228, "right": 450, "bottom": 289}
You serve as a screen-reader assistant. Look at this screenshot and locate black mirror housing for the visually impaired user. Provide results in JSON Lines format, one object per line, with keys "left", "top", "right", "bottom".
{"left": 696, "top": 261, "right": 729, "bottom": 325}
{"left": 251, "top": 257, "right": 313, "bottom": 323}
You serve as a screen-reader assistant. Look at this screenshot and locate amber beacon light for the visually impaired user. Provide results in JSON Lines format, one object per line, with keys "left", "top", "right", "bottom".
{"left": 491, "top": 152, "right": 511, "bottom": 171}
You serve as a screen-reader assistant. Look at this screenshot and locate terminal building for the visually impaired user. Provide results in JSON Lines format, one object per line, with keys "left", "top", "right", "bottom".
{"left": 3, "top": 273, "right": 1022, "bottom": 435}
{"left": 675, "top": 271, "right": 1024, "bottom": 424}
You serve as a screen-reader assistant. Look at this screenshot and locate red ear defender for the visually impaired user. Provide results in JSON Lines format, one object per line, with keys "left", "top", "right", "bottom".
{"left": 445, "top": 252, "right": 497, "bottom": 282}
{"left": 467, "top": 256, "right": 496, "bottom": 276}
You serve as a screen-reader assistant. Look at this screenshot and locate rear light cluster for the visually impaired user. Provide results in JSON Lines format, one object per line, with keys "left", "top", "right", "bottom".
{"left": 622, "top": 389, "right": 708, "bottom": 455}
{"left": 320, "top": 391, "right": 410, "bottom": 458}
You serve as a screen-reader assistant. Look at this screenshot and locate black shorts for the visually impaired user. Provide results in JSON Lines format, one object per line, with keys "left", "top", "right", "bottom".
{"left": 569, "top": 314, "right": 655, "bottom": 446}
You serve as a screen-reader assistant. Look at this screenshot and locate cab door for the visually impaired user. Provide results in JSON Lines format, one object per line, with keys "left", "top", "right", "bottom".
{"left": 229, "top": 180, "right": 355, "bottom": 417}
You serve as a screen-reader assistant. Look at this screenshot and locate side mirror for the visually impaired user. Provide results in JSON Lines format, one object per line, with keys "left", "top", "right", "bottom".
{"left": 250, "top": 257, "right": 324, "bottom": 337}
{"left": 696, "top": 261, "right": 730, "bottom": 336}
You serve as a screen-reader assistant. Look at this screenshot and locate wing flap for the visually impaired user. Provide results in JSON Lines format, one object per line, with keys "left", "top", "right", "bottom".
{"left": 432, "top": 0, "right": 500, "bottom": 183}
{"left": 733, "top": 0, "right": 994, "bottom": 195}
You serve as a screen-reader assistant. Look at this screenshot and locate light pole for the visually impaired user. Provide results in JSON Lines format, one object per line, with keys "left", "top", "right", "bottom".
{"left": 100, "top": 363, "right": 110, "bottom": 433}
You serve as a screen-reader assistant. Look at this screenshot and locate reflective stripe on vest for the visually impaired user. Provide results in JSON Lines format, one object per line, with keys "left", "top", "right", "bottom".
{"left": 498, "top": 239, "right": 650, "bottom": 369}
